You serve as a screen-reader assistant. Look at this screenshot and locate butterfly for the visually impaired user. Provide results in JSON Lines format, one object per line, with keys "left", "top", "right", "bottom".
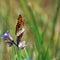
{"left": 15, "top": 15, "right": 25, "bottom": 48}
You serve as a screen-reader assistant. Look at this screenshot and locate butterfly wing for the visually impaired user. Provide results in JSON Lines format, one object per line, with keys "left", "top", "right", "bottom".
{"left": 16, "top": 32, "right": 23, "bottom": 47}
{"left": 15, "top": 15, "right": 25, "bottom": 48}
{"left": 15, "top": 15, "right": 24, "bottom": 34}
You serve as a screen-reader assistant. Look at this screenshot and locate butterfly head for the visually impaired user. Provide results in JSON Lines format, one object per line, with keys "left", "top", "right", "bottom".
{"left": 18, "top": 14, "right": 22, "bottom": 20}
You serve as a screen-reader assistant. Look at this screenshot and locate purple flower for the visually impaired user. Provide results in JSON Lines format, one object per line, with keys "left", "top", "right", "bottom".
{"left": 1, "top": 31, "right": 17, "bottom": 46}
{"left": 1, "top": 31, "right": 13, "bottom": 41}
{"left": 26, "top": 58, "right": 32, "bottom": 60}
{"left": 1, "top": 31, "right": 9, "bottom": 38}
{"left": 24, "top": 58, "right": 32, "bottom": 60}
{"left": 18, "top": 41, "right": 26, "bottom": 49}
{"left": 19, "top": 58, "right": 32, "bottom": 60}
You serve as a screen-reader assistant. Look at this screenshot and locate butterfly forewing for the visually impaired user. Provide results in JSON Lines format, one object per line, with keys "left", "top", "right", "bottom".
{"left": 15, "top": 15, "right": 24, "bottom": 34}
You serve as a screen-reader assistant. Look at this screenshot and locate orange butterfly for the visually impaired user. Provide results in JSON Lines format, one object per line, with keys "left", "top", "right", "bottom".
{"left": 15, "top": 15, "right": 25, "bottom": 47}
{"left": 15, "top": 15, "right": 24, "bottom": 34}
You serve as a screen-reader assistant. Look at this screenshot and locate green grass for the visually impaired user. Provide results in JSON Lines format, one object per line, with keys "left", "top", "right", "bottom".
{"left": 0, "top": 0, "right": 60, "bottom": 60}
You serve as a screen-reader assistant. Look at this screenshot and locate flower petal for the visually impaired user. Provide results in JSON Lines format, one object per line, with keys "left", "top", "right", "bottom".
{"left": 24, "top": 58, "right": 32, "bottom": 60}
{"left": 18, "top": 41, "right": 26, "bottom": 49}
{"left": 1, "top": 31, "right": 9, "bottom": 38}
{"left": 26, "top": 58, "right": 32, "bottom": 60}
{"left": 8, "top": 34, "right": 14, "bottom": 41}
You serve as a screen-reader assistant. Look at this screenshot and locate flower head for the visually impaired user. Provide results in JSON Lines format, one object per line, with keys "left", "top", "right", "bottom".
{"left": 24, "top": 58, "right": 32, "bottom": 60}
{"left": 19, "top": 58, "right": 32, "bottom": 60}
{"left": 1, "top": 30, "right": 13, "bottom": 41}
{"left": 18, "top": 41, "right": 26, "bottom": 49}
{"left": 1, "top": 31, "right": 17, "bottom": 47}
{"left": 1, "top": 31, "right": 9, "bottom": 38}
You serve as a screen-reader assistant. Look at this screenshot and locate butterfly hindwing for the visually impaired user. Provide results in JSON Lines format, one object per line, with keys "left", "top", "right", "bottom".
{"left": 16, "top": 30, "right": 24, "bottom": 47}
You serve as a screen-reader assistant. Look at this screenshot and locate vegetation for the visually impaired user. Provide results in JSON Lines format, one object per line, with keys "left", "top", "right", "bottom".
{"left": 0, "top": 0, "right": 60, "bottom": 60}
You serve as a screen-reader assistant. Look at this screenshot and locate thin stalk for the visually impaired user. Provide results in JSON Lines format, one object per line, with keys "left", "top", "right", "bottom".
{"left": 50, "top": 0, "right": 60, "bottom": 46}
{"left": 46, "top": 0, "right": 60, "bottom": 59}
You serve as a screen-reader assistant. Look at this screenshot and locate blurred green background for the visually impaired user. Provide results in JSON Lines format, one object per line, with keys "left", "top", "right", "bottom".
{"left": 0, "top": 0, "right": 60, "bottom": 60}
